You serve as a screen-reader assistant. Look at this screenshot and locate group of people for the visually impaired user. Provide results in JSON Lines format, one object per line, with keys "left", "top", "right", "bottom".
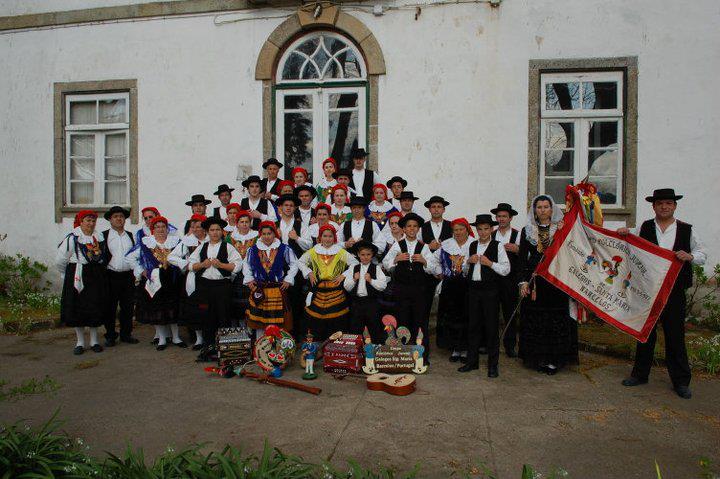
{"left": 56, "top": 147, "right": 705, "bottom": 396}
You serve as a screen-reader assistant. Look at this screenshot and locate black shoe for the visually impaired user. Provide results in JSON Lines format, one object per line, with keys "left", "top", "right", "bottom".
{"left": 173, "top": 341, "right": 188, "bottom": 348}
{"left": 91, "top": 344, "right": 103, "bottom": 353}
{"left": 459, "top": 356, "right": 468, "bottom": 364}
{"left": 458, "top": 363, "right": 479, "bottom": 373}
{"left": 546, "top": 367, "right": 558, "bottom": 376}
{"left": 156, "top": 344, "right": 167, "bottom": 351}
{"left": 478, "top": 347, "right": 487, "bottom": 355}
{"left": 104, "top": 339, "right": 117, "bottom": 347}
{"left": 73, "top": 346, "right": 84, "bottom": 355}
{"left": 151, "top": 338, "right": 159, "bottom": 345}
{"left": 505, "top": 348, "right": 517, "bottom": 358}
{"left": 488, "top": 366, "right": 499, "bottom": 378}
{"left": 192, "top": 343, "right": 204, "bottom": 351}
{"left": 120, "top": 336, "right": 139, "bottom": 344}
{"left": 621, "top": 377, "right": 648, "bottom": 387}
{"left": 449, "top": 354, "right": 460, "bottom": 363}
{"left": 674, "top": 385, "right": 692, "bottom": 399}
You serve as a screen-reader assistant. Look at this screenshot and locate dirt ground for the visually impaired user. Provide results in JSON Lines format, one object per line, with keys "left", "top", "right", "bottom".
{"left": 0, "top": 324, "right": 718, "bottom": 478}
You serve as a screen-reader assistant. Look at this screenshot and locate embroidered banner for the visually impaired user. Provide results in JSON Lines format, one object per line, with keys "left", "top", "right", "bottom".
{"left": 536, "top": 190, "right": 683, "bottom": 342}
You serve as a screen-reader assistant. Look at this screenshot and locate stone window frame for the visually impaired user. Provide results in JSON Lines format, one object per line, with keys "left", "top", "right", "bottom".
{"left": 528, "top": 57, "right": 638, "bottom": 226}
{"left": 54, "top": 79, "right": 139, "bottom": 223}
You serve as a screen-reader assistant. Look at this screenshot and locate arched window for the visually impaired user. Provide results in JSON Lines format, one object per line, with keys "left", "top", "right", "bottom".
{"left": 277, "top": 32, "right": 366, "bottom": 84}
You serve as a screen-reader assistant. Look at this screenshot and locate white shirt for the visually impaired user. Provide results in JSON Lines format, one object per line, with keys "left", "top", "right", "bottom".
{"left": 465, "top": 239, "right": 511, "bottom": 281}
{"left": 652, "top": 219, "right": 706, "bottom": 265}
{"left": 382, "top": 238, "right": 436, "bottom": 274}
{"left": 278, "top": 217, "right": 313, "bottom": 252}
{"left": 106, "top": 228, "right": 134, "bottom": 272}
{"left": 168, "top": 234, "right": 208, "bottom": 271}
{"left": 351, "top": 168, "right": 381, "bottom": 197}
{"left": 418, "top": 219, "right": 445, "bottom": 245}
{"left": 245, "top": 196, "right": 277, "bottom": 222}
{"left": 188, "top": 240, "right": 243, "bottom": 280}
{"left": 297, "top": 206, "right": 313, "bottom": 227}
{"left": 216, "top": 205, "right": 227, "bottom": 220}
{"left": 337, "top": 218, "right": 386, "bottom": 252}
{"left": 493, "top": 227, "right": 520, "bottom": 246}
{"left": 344, "top": 262, "right": 388, "bottom": 296}
{"left": 242, "top": 238, "right": 299, "bottom": 285}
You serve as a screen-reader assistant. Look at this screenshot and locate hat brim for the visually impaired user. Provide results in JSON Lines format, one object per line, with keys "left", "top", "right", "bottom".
{"left": 490, "top": 207, "right": 518, "bottom": 216}
{"left": 278, "top": 197, "right": 301, "bottom": 206}
{"left": 645, "top": 195, "right": 683, "bottom": 202}
{"left": 185, "top": 200, "right": 212, "bottom": 206}
{"left": 201, "top": 218, "right": 228, "bottom": 230}
{"left": 350, "top": 241, "right": 379, "bottom": 256}
{"left": 470, "top": 220, "right": 499, "bottom": 227}
{"left": 103, "top": 208, "right": 130, "bottom": 220}
{"left": 262, "top": 160, "right": 283, "bottom": 169}
{"left": 423, "top": 200, "right": 449, "bottom": 208}
{"left": 242, "top": 179, "right": 262, "bottom": 188}
{"left": 399, "top": 216, "right": 425, "bottom": 228}
{"left": 386, "top": 178, "right": 408, "bottom": 188}
{"left": 400, "top": 196, "right": 419, "bottom": 202}
{"left": 213, "top": 188, "right": 235, "bottom": 195}
{"left": 294, "top": 186, "right": 317, "bottom": 198}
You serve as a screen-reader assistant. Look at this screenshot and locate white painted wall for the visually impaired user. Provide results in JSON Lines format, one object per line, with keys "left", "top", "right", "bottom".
{"left": 1, "top": 0, "right": 718, "bottom": 278}
{"left": 0, "top": 0, "right": 183, "bottom": 17}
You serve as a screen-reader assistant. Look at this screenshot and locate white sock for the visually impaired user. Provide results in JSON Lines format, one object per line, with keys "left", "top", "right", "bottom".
{"left": 460, "top": 351, "right": 467, "bottom": 357}
{"left": 451, "top": 350, "right": 459, "bottom": 356}
{"left": 74, "top": 327, "right": 85, "bottom": 348}
{"left": 89, "top": 327, "right": 99, "bottom": 346}
{"left": 547, "top": 364, "right": 557, "bottom": 370}
{"left": 155, "top": 326, "right": 167, "bottom": 346}
{"left": 170, "top": 324, "right": 182, "bottom": 343}
{"left": 194, "top": 330, "right": 204, "bottom": 346}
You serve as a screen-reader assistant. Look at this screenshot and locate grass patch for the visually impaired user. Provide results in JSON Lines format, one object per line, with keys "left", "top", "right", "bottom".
{"left": 0, "top": 376, "right": 61, "bottom": 402}
{"left": 0, "top": 295, "right": 60, "bottom": 334}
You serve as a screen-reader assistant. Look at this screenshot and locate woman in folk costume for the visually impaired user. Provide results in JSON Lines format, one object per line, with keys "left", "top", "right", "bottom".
{"left": 517, "top": 195, "right": 578, "bottom": 374}
{"left": 135, "top": 206, "right": 179, "bottom": 244}
{"left": 297, "top": 224, "right": 358, "bottom": 340}
{"left": 168, "top": 213, "right": 208, "bottom": 351}
{"left": 56, "top": 210, "right": 109, "bottom": 355}
{"left": 291, "top": 166, "right": 314, "bottom": 189}
{"left": 380, "top": 211, "right": 405, "bottom": 258}
{"left": 308, "top": 203, "right": 340, "bottom": 244}
{"left": 222, "top": 202, "right": 242, "bottom": 234}
{"left": 242, "top": 221, "right": 299, "bottom": 339}
{"left": 330, "top": 184, "right": 352, "bottom": 226}
{"left": 277, "top": 180, "right": 296, "bottom": 197}
{"left": 127, "top": 216, "right": 184, "bottom": 351}
{"left": 433, "top": 218, "right": 474, "bottom": 362}
{"left": 366, "top": 183, "right": 398, "bottom": 230}
{"left": 226, "top": 210, "right": 258, "bottom": 327}
{"left": 315, "top": 157, "right": 338, "bottom": 203}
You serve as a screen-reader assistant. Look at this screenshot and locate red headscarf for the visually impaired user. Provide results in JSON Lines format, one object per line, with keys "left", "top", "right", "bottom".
{"left": 258, "top": 220, "right": 279, "bottom": 238}
{"left": 141, "top": 206, "right": 160, "bottom": 216}
{"left": 331, "top": 184, "right": 348, "bottom": 199}
{"left": 451, "top": 218, "right": 475, "bottom": 238}
{"left": 318, "top": 223, "right": 337, "bottom": 243}
{"left": 150, "top": 216, "right": 169, "bottom": 233}
{"left": 189, "top": 214, "right": 207, "bottom": 223}
{"left": 372, "top": 183, "right": 388, "bottom": 201}
{"left": 235, "top": 209, "right": 252, "bottom": 220}
{"left": 73, "top": 210, "right": 97, "bottom": 228}
{"left": 315, "top": 203, "right": 332, "bottom": 214}
{"left": 387, "top": 211, "right": 403, "bottom": 222}
{"left": 291, "top": 167, "right": 309, "bottom": 183}
{"left": 278, "top": 179, "right": 295, "bottom": 192}
{"left": 322, "top": 157, "right": 337, "bottom": 170}
{"left": 226, "top": 202, "right": 242, "bottom": 214}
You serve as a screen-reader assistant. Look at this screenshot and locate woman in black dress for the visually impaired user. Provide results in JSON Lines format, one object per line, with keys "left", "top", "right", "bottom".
{"left": 517, "top": 195, "right": 578, "bottom": 374}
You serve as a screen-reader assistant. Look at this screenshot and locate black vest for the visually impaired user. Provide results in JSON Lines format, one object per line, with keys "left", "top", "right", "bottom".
{"left": 101, "top": 229, "right": 135, "bottom": 264}
{"left": 421, "top": 220, "right": 453, "bottom": 247}
{"left": 468, "top": 239, "right": 500, "bottom": 285}
{"left": 197, "top": 241, "right": 231, "bottom": 278}
{"left": 639, "top": 219, "right": 693, "bottom": 289}
{"left": 350, "top": 263, "right": 380, "bottom": 298}
{"left": 492, "top": 228, "right": 519, "bottom": 272}
{"left": 212, "top": 206, "right": 227, "bottom": 219}
{"left": 260, "top": 177, "right": 282, "bottom": 196}
{"left": 277, "top": 218, "right": 304, "bottom": 258}
{"left": 240, "top": 197, "right": 269, "bottom": 230}
{"left": 393, "top": 240, "right": 426, "bottom": 284}
{"left": 349, "top": 169, "right": 375, "bottom": 200}
{"left": 295, "top": 207, "right": 315, "bottom": 225}
{"left": 343, "top": 219, "right": 374, "bottom": 243}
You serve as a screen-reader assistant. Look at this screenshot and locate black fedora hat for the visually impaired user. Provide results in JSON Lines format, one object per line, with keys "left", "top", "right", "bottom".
{"left": 103, "top": 205, "right": 130, "bottom": 220}
{"left": 276, "top": 194, "right": 300, "bottom": 206}
{"left": 294, "top": 184, "right": 317, "bottom": 199}
{"left": 351, "top": 148, "right": 368, "bottom": 158}
{"left": 399, "top": 191, "right": 419, "bottom": 201}
{"left": 185, "top": 194, "right": 212, "bottom": 206}
{"left": 201, "top": 216, "right": 228, "bottom": 230}
{"left": 490, "top": 203, "right": 518, "bottom": 216}
{"left": 349, "top": 196, "right": 368, "bottom": 208}
{"left": 262, "top": 158, "right": 283, "bottom": 169}
{"left": 645, "top": 188, "right": 683, "bottom": 202}
{"left": 349, "top": 239, "right": 379, "bottom": 257}
{"left": 386, "top": 176, "right": 408, "bottom": 188}
{"left": 470, "top": 214, "right": 498, "bottom": 227}
{"left": 332, "top": 168, "right": 353, "bottom": 180}
{"left": 241, "top": 175, "right": 262, "bottom": 188}
{"left": 213, "top": 184, "right": 235, "bottom": 196}
{"left": 399, "top": 212, "right": 425, "bottom": 228}
{"left": 424, "top": 195, "right": 449, "bottom": 208}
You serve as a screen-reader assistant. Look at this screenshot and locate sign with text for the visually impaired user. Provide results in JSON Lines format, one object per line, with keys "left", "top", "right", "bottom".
{"left": 375, "top": 345, "right": 415, "bottom": 373}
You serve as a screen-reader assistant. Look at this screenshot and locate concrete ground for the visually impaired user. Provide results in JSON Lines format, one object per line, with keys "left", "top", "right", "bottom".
{"left": 0, "top": 324, "right": 718, "bottom": 478}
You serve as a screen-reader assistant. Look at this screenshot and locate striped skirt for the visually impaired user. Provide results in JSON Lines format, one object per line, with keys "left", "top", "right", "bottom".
{"left": 247, "top": 282, "right": 293, "bottom": 332}
{"left": 305, "top": 280, "right": 350, "bottom": 321}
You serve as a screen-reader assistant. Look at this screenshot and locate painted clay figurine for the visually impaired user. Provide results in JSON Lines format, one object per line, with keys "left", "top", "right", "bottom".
{"left": 412, "top": 328, "right": 428, "bottom": 374}
{"left": 362, "top": 327, "right": 378, "bottom": 374}
{"left": 301, "top": 331, "right": 318, "bottom": 380}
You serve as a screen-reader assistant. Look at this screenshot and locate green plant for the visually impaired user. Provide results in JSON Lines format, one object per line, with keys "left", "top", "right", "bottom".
{"left": 687, "top": 264, "right": 720, "bottom": 332}
{"left": 0, "top": 376, "right": 62, "bottom": 402}
{"left": 688, "top": 335, "right": 720, "bottom": 374}
{"left": 0, "top": 252, "right": 52, "bottom": 300}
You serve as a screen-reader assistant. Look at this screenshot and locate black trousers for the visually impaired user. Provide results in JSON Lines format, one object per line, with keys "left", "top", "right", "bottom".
{"left": 197, "top": 277, "right": 232, "bottom": 347}
{"left": 498, "top": 273, "right": 519, "bottom": 352}
{"left": 631, "top": 287, "right": 691, "bottom": 388}
{"left": 104, "top": 270, "right": 135, "bottom": 340}
{"left": 350, "top": 296, "right": 381, "bottom": 341}
{"left": 394, "top": 282, "right": 429, "bottom": 361}
{"left": 423, "top": 274, "right": 440, "bottom": 322}
{"left": 466, "top": 283, "right": 500, "bottom": 368}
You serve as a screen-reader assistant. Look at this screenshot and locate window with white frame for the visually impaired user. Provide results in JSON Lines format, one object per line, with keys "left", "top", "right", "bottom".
{"left": 64, "top": 93, "right": 130, "bottom": 206}
{"left": 540, "top": 72, "right": 623, "bottom": 206}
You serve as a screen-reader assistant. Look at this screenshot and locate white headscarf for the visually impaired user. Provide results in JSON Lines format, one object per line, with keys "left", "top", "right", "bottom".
{"left": 524, "top": 194, "right": 564, "bottom": 246}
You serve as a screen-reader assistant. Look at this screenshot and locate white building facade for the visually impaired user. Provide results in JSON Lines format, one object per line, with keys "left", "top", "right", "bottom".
{"left": 0, "top": 0, "right": 718, "bottom": 270}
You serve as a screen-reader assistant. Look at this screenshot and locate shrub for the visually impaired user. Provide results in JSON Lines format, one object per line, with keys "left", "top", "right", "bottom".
{"left": 688, "top": 335, "right": 720, "bottom": 375}
{"left": 0, "top": 252, "right": 52, "bottom": 300}
{"left": 687, "top": 264, "right": 720, "bottom": 332}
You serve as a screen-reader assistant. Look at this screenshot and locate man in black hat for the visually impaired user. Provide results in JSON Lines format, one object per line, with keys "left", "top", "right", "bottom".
{"left": 184, "top": 194, "right": 212, "bottom": 234}
{"left": 490, "top": 202, "right": 521, "bottom": 357}
{"left": 260, "top": 158, "right": 284, "bottom": 201}
{"left": 338, "top": 196, "right": 385, "bottom": 252}
{"left": 344, "top": 240, "right": 388, "bottom": 338}
{"left": 349, "top": 148, "right": 380, "bottom": 201}
{"left": 294, "top": 185, "right": 317, "bottom": 227}
{"left": 419, "top": 195, "right": 453, "bottom": 329}
{"left": 240, "top": 175, "right": 277, "bottom": 230}
{"left": 397, "top": 191, "right": 422, "bottom": 218}
{"left": 619, "top": 188, "right": 706, "bottom": 399}
{"left": 101, "top": 206, "right": 139, "bottom": 346}
{"left": 459, "top": 214, "right": 511, "bottom": 377}
{"left": 333, "top": 169, "right": 357, "bottom": 198}
{"left": 212, "top": 184, "right": 235, "bottom": 220}
{"left": 382, "top": 212, "right": 437, "bottom": 363}
{"left": 387, "top": 176, "right": 422, "bottom": 215}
